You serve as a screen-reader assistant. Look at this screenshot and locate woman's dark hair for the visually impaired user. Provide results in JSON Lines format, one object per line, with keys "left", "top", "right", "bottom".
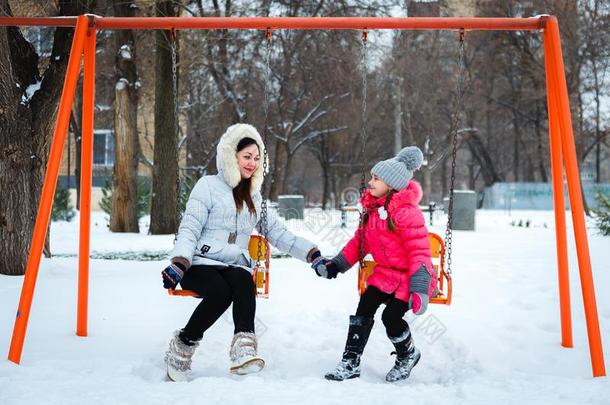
{"left": 237, "top": 137, "right": 258, "bottom": 152}
{"left": 233, "top": 137, "right": 260, "bottom": 215}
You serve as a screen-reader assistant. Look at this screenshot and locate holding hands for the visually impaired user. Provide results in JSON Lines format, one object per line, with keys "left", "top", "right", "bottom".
{"left": 310, "top": 251, "right": 340, "bottom": 279}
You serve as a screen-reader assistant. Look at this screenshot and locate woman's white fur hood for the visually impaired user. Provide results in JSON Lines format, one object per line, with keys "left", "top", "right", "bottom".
{"left": 216, "top": 123, "right": 267, "bottom": 194}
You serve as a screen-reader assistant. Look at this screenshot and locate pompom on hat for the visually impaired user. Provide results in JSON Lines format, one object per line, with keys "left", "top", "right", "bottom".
{"left": 370, "top": 146, "right": 424, "bottom": 191}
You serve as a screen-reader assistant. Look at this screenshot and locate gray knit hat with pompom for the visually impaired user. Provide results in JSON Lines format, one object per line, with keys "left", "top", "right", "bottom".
{"left": 370, "top": 146, "right": 424, "bottom": 191}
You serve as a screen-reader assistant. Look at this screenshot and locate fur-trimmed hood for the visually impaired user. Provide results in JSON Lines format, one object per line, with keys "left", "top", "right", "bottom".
{"left": 216, "top": 123, "right": 267, "bottom": 194}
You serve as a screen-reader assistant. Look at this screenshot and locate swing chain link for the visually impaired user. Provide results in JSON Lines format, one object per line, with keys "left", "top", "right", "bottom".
{"left": 258, "top": 28, "right": 272, "bottom": 269}
{"left": 444, "top": 29, "right": 466, "bottom": 276}
{"left": 170, "top": 29, "right": 181, "bottom": 242}
{"left": 358, "top": 30, "right": 368, "bottom": 269}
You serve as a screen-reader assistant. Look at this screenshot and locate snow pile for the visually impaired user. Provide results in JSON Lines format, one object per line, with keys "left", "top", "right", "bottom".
{"left": 0, "top": 210, "right": 608, "bottom": 404}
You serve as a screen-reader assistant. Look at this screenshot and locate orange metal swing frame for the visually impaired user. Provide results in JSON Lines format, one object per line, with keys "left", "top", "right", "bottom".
{"left": 0, "top": 15, "right": 604, "bottom": 377}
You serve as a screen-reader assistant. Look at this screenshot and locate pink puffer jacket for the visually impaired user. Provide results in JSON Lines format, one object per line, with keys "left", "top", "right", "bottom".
{"left": 340, "top": 180, "right": 436, "bottom": 303}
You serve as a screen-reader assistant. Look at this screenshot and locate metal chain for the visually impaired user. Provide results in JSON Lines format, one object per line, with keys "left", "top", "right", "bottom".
{"left": 257, "top": 29, "right": 272, "bottom": 269}
{"left": 358, "top": 30, "right": 368, "bottom": 268}
{"left": 171, "top": 29, "right": 181, "bottom": 242}
{"left": 444, "top": 29, "right": 466, "bottom": 276}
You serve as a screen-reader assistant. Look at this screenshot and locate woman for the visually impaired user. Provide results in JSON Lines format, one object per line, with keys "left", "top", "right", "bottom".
{"left": 161, "top": 123, "right": 322, "bottom": 382}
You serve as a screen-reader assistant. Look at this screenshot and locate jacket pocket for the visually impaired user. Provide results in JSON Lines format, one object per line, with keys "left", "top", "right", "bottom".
{"left": 195, "top": 238, "right": 223, "bottom": 258}
{"left": 195, "top": 237, "right": 245, "bottom": 264}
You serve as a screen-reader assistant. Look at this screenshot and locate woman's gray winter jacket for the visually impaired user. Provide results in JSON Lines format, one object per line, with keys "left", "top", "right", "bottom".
{"left": 170, "top": 124, "right": 317, "bottom": 273}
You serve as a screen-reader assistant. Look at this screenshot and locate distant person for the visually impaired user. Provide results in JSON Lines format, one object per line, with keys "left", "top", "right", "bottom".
{"left": 161, "top": 123, "right": 321, "bottom": 381}
{"left": 311, "top": 146, "right": 437, "bottom": 382}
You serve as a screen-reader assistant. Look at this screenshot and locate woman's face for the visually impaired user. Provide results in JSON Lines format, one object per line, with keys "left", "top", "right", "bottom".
{"left": 236, "top": 143, "right": 260, "bottom": 179}
{"left": 368, "top": 174, "right": 391, "bottom": 198}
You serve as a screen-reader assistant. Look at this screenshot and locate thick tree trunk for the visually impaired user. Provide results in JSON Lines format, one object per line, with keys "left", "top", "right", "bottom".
{"left": 0, "top": 22, "right": 36, "bottom": 275}
{"left": 150, "top": 0, "right": 180, "bottom": 234}
{"left": 0, "top": 0, "right": 91, "bottom": 275}
{"left": 110, "top": 0, "right": 140, "bottom": 233}
{"left": 111, "top": 83, "right": 140, "bottom": 232}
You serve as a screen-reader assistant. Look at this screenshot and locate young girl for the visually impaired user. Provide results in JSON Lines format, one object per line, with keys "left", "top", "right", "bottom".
{"left": 311, "top": 146, "right": 437, "bottom": 382}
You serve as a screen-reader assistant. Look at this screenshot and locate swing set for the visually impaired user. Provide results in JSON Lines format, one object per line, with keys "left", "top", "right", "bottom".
{"left": 0, "top": 15, "right": 605, "bottom": 378}
{"left": 169, "top": 26, "right": 455, "bottom": 303}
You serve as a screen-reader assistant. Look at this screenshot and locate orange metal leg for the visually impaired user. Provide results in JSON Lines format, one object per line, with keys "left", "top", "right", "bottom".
{"left": 77, "top": 28, "right": 97, "bottom": 337}
{"left": 7, "top": 16, "right": 89, "bottom": 365}
{"left": 545, "top": 16, "right": 606, "bottom": 377}
{"left": 543, "top": 28, "right": 573, "bottom": 349}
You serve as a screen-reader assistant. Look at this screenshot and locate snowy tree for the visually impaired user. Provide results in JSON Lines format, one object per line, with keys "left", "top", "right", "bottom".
{"left": 110, "top": 0, "right": 141, "bottom": 233}
{"left": 150, "top": 0, "right": 182, "bottom": 235}
{"left": 0, "top": 0, "right": 94, "bottom": 275}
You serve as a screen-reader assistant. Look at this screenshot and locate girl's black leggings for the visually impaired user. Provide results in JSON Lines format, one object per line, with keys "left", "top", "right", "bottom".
{"left": 178, "top": 264, "right": 256, "bottom": 343}
{"left": 355, "top": 285, "right": 410, "bottom": 338}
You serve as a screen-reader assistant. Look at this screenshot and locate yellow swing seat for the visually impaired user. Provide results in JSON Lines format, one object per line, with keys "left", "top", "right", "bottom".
{"left": 357, "top": 232, "right": 452, "bottom": 305}
{"left": 168, "top": 235, "right": 271, "bottom": 298}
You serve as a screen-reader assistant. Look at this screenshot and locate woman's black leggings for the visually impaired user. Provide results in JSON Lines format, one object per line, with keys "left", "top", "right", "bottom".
{"left": 178, "top": 265, "right": 256, "bottom": 343}
{"left": 356, "top": 285, "right": 410, "bottom": 339}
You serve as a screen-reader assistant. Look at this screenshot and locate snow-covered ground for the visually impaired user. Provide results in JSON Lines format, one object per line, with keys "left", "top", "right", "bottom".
{"left": 1, "top": 209, "right": 609, "bottom": 404}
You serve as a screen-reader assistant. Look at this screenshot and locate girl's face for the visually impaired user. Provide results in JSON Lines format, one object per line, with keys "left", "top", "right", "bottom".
{"left": 368, "top": 174, "right": 392, "bottom": 198}
{"left": 236, "top": 144, "right": 260, "bottom": 179}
